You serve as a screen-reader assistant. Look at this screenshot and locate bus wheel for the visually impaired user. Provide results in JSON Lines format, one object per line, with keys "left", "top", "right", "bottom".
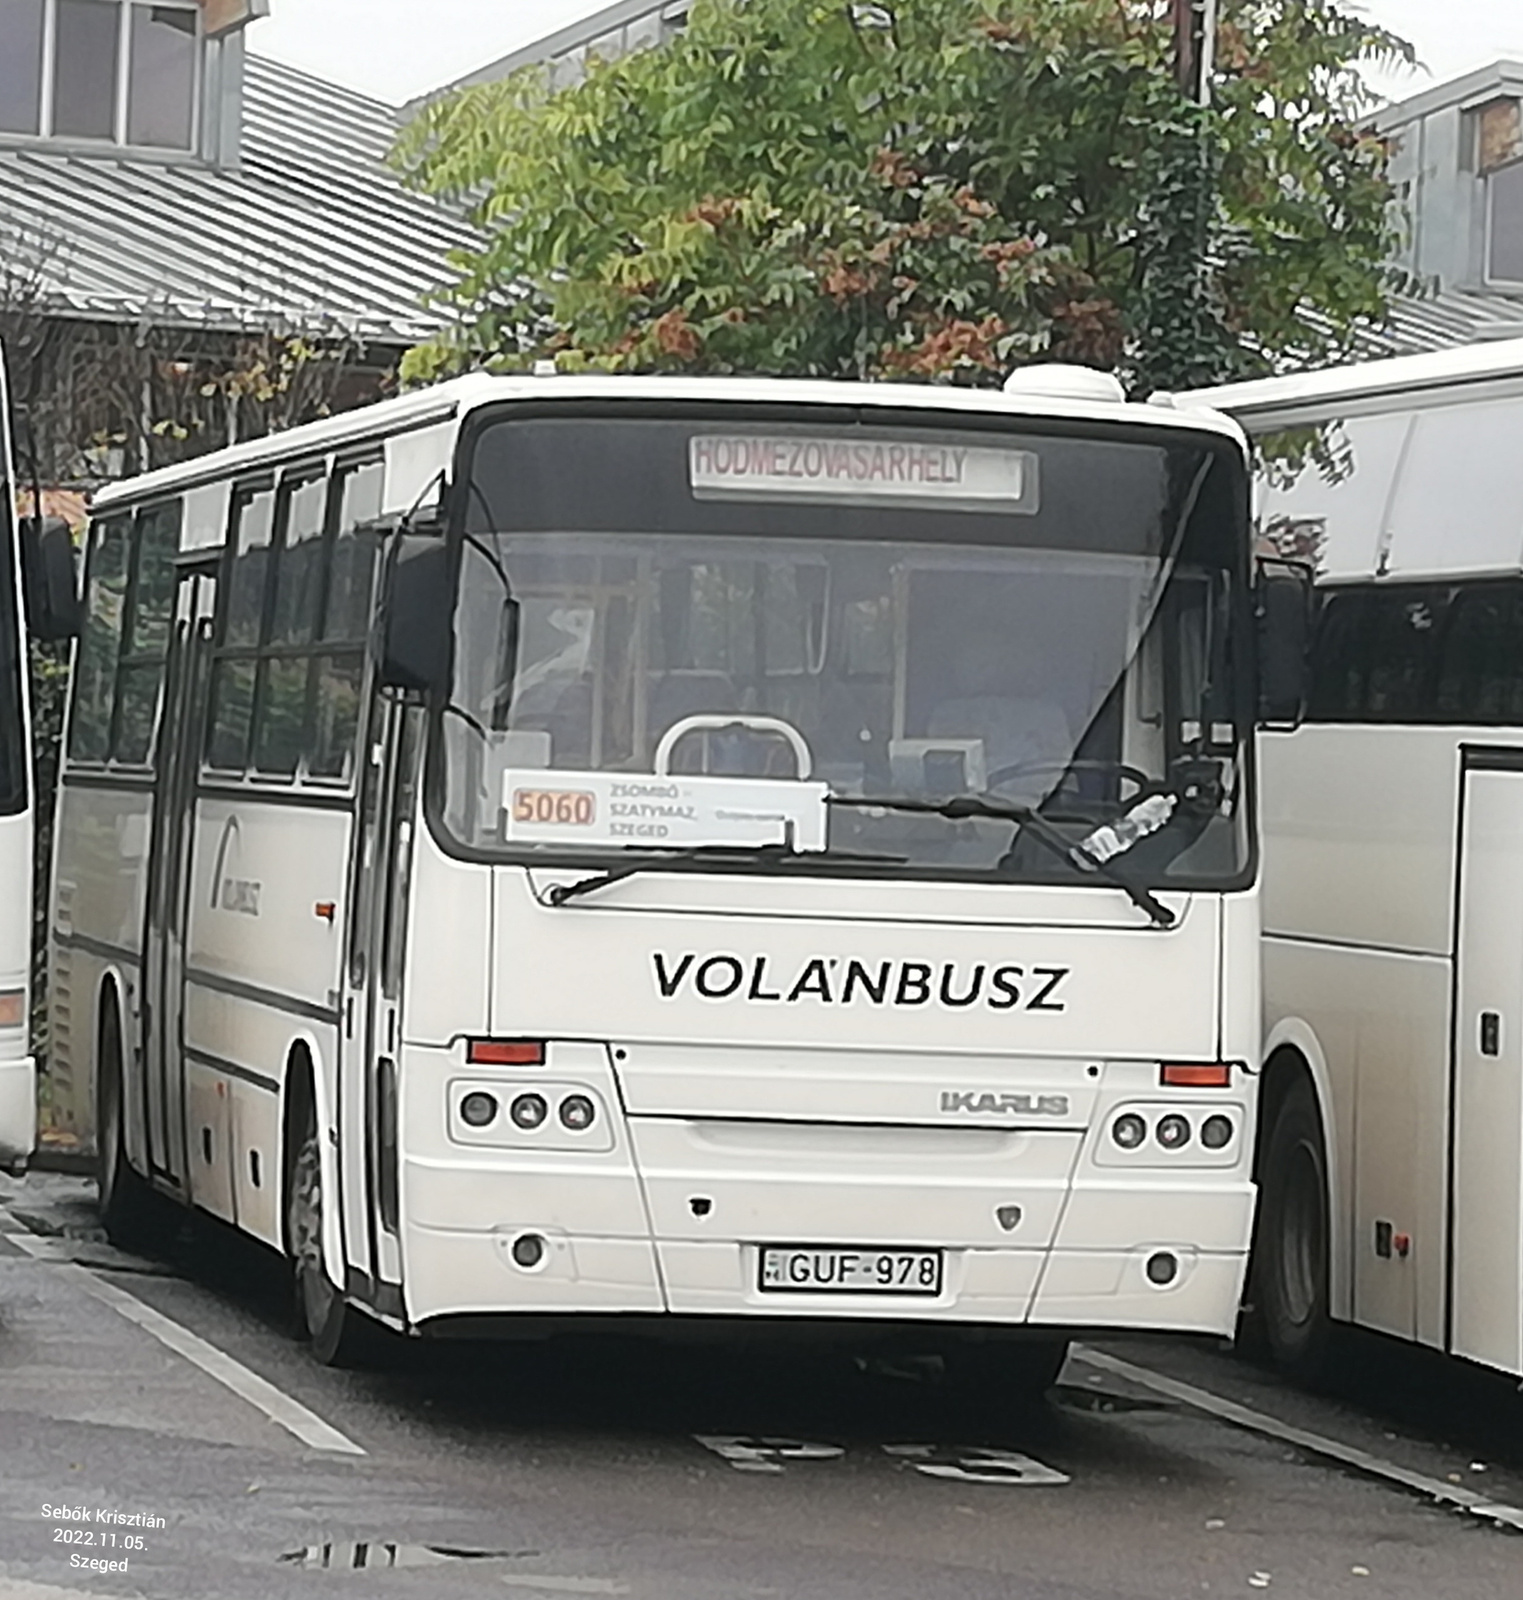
{"left": 96, "top": 999, "right": 158, "bottom": 1251}
{"left": 285, "top": 1104, "right": 364, "bottom": 1368}
{"left": 1256, "top": 1078, "right": 1332, "bottom": 1381}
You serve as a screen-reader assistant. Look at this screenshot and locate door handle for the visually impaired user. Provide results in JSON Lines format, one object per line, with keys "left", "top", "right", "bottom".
{"left": 1480, "top": 1011, "right": 1502, "bottom": 1058}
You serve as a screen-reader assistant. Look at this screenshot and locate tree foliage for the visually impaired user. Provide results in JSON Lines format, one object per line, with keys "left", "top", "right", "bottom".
{"left": 398, "top": 0, "right": 1412, "bottom": 391}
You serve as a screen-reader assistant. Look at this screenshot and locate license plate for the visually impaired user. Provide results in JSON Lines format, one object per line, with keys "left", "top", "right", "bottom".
{"left": 758, "top": 1246, "right": 943, "bottom": 1296}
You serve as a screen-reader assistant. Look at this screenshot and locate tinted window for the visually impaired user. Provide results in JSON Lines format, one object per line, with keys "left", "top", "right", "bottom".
{"left": 1436, "top": 582, "right": 1523, "bottom": 724}
{"left": 269, "top": 476, "right": 327, "bottom": 647}
{"left": 224, "top": 487, "right": 274, "bottom": 649}
{"left": 205, "top": 461, "right": 378, "bottom": 785}
{"left": 0, "top": 493, "right": 25, "bottom": 815}
{"left": 1309, "top": 579, "right": 1523, "bottom": 727}
{"left": 68, "top": 516, "right": 131, "bottom": 762}
{"left": 66, "top": 504, "right": 180, "bottom": 766}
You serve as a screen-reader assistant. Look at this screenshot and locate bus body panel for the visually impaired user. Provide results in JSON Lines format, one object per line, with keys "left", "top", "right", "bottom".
{"left": 1190, "top": 340, "right": 1523, "bottom": 1376}
{"left": 0, "top": 345, "right": 34, "bottom": 1166}
{"left": 0, "top": 808, "right": 34, "bottom": 1164}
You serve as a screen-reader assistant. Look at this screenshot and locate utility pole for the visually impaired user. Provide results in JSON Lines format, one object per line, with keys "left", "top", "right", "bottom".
{"left": 1171, "top": 0, "right": 1217, "bottom": 105}
{"left": 1131, "top": 0, "right": 1227, "bottom": 395}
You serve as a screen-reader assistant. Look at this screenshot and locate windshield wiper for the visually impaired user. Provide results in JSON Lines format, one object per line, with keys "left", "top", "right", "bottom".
{"left": 826, "top": 793, "right": 1176, "bottom": 928}
{"left": 544, "top": 841, "right": 907, "bottom": 907}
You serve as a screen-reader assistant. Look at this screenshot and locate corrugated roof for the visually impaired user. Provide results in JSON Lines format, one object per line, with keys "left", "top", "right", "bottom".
{"left": 1361, "top": 287, "right": 1523, "bottom": 357}
{"left": 0, "top": 56, "right": 480, "bottom": 346}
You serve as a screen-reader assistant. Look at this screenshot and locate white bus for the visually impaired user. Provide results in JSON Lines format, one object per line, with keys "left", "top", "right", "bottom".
{"left": 1191, "top": 338, "right": 1523, "bottom": 1380}
{"left": 49, "top": 369, "right": 1293, "bottom": 1373}
{"left": 0, "top": 347, "right": 34, "bottom": 1169}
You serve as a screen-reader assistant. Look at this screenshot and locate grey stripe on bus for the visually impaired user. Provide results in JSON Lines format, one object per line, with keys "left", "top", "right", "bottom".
{"left": 183, "top": 966, "right": 341, "bottom": 1026}
{"left": 182, "top": 1046, "right": 279, "bottom": 1096}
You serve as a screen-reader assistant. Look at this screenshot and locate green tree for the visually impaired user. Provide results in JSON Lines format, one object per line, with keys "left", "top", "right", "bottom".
{"left": 397, "top": 0, "right": 1411, "bottom": 391}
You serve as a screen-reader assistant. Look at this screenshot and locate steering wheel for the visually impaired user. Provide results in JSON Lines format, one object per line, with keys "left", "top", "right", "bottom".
{"left": 985, "top": 758, "right": 1152, "bottom": 798}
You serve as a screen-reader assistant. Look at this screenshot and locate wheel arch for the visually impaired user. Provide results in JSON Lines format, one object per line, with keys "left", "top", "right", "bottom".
{"left": 278, "top": 1031, "right": 344, "bottom": 1288}
{"left": 1258, "top": 1017, "right": 1348, "bottom": 1323}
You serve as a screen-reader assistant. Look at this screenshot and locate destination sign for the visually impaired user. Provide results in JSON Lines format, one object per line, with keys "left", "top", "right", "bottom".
{"left": 502, "top": 770, "right": 829, "bottom": 851}
{"left": 689, "top": 434, "right": 1039, "bottom": 512}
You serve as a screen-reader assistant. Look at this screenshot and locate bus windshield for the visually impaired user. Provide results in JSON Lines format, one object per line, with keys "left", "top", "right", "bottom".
{"left": 441, "top": 411, "right": 1250, "bottom": 888}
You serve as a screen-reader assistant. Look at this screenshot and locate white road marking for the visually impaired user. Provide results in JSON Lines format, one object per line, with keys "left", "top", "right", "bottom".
{"left": 4, "top": 1231, "right": 365, "bottom": 1456}
{"left": 883, "top": 1443, "right": 1070, "bottom": 1485}
{"left": 499, "top": 1579, "right": 630, "bottom": 1594}
{"left": 0, "top": 1582, "right": 109, "bottom": 1599}
{"left": 1076, "top": 1345, "right": 1523, "bottom": 1532}
{"left": 693, "top": 1435, "right": 844, "bottom": 1473}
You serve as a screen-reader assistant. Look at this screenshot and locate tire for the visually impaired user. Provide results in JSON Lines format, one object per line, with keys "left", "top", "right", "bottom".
{"left": 285, "top": 1098, "right": 368, "bottom": 1368}
{"left": 946, "top": 1338, "right": 1070, "bottom": 1400}
{"left": 1252, "top": 1078, "right": 1333, "bottom": 1381}
{"left": 95, "top": 998, "right": 160, "bottom": 1252}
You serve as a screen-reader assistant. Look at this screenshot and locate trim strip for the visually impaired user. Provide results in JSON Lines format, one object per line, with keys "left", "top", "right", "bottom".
{"left": 61, "top": 768, "right": 156, "bottom": 794}
{"left": 183, "top": 1045, "right": 279, "bottom": 1096}
{"left": 1264, "top": 930, "right": 1447, "bottom": 962}
{"left": 52, "top": 928, "right": 142, "bottom": 967}
{"left": 184, "top": 965, "right": 341, "bottom": 1026}
{"left": 195, "top": 781, "right": 356, "bottom": 813}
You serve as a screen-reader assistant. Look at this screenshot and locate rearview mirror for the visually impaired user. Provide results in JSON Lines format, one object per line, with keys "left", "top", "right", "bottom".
{"left": 1255, "top": 558, "right": 1314, "bottom": 729}
{"left": 488, "top": 597, "right": 521, "bottom": 731}
{"left": 20, "top": 516, "right": 81, "bottom": 642}
{"left": 378, "top": 534, "right": 454, "bottom": 697}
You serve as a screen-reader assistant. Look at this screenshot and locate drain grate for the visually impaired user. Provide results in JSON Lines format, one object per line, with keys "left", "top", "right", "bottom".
{"left": 280, "top": 1543, "right": 538, "bottom": 1570}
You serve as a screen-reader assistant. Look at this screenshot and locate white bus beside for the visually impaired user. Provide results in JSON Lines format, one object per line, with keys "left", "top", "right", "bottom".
{"left": 49, "top": 369, "right": 1290, "bottom": 1372}
{"left": 0, "top": 347, "right": 34, "bottom": 1168}
{"left": 1191, "top": 338, "right": 1523, "bottom": 1380}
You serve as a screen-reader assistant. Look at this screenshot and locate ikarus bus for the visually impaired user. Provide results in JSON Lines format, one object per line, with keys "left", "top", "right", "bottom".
{"left": 48, "top": 368, "right": 1301, "bottom": 1375}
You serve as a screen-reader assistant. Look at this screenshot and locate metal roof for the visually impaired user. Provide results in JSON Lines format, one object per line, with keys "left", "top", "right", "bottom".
{"left": 0, "top": 56, "right": 480, "bottom": 346}
{"left": 1355, "top": 287, "right": 1523, "bottom": 358}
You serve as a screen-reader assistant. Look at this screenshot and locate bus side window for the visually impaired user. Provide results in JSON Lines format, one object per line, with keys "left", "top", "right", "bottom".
{"left": 206, "top": 485, "right": 275, "bottom": 772}
{"left": 68, "top": 515, "right": 133, "bottom": 763}
{"left": 1305, "top": 591, "right": 1368, "bottom": 723}
{"left": 252, "top": 474, "right": 327, "bottom": 778}
{"left": 1435, "top": 582, "right": 1523, "bottom": 726}
{"left": 111, "top": 502, "right": 181, "bottom": 767}
{"left": 309, "top": 461, "right": 383, "bottom": 783}
{"left": 1361, "top": 587, "right": 1447, "bottom": 722}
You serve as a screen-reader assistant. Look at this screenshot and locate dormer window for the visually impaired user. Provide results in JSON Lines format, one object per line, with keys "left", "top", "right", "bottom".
{"left": 1478, "top": 96, "right": 1523, "bottom": 287}
{"left": 0, "top": 0, "right": 200, "bottom": 151}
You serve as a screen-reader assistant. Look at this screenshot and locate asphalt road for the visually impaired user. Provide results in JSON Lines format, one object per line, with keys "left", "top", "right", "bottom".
{"left": 2, "top": 1172, "right": 1521, "bottom": 1600}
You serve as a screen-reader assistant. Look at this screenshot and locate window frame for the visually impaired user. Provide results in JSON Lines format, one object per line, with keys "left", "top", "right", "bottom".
{"left": 64, "top": 498, "right": 183, "bottom": 771}
{"left": 1307, "top": 577, "right": 1523, "bottom": 728}
{"left": 0, "top": 0, "right": 202, "bottom": 153}
{"left": 1484, "top": 154, "right": 1523, "bottom": 291}
{"left": 203, "top": 454, "right": 384, "bottom": 791}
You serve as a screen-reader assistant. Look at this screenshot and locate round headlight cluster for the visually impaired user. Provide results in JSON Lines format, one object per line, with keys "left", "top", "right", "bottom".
{"left": 459, "top": 1088, "right": 601, "bottom": 1135}
{"left": 510, "top": 1092, "right": 548, "bottom": 1130}
{"left": 1108, "top": 1109, "right": 1237, "bottom": 1153}
{"left": 460, "top": 1091, "right": 498, "bottom": 1128}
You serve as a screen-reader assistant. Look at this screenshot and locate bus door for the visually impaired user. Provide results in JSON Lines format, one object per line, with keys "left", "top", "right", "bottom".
{"left": 1451, "top": 751, "right": 1523, "bottom": 1374}
{"left": 339, "top": 696, "right": 420, "bottom": 1302}
{"left": 141, "top": 561, "right": 217, "bottom": 1188}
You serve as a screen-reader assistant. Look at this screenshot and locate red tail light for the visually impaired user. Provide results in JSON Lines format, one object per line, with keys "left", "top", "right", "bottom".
{"left": 1161, "top": 1062, "right": 1232, "bottom": 1088}
{"left": 468, "top": 1039, "right": 545, "bottom": 1066}
{"left": 0, "top": 989, "right": 23, "bottom": 1028}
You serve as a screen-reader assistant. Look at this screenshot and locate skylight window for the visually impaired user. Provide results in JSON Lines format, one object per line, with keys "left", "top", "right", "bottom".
{"left": 0, "top": 0, "right": 200, "bottom": 151}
